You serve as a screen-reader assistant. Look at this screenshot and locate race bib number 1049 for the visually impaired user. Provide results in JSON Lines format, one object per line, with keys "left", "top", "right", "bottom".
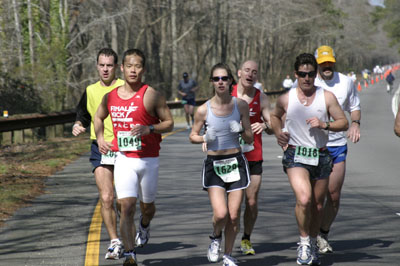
{"left": 117, "top": 131, "right": 142, "bottom": 151}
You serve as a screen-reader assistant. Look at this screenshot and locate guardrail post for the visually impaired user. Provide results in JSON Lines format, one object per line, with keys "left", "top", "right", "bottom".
{"left": 23, "top": 128, "right": 34, "bottom": 143}
{"left": 2, "top": 132, "right": 12, "bottom": 145}
{"left": 46, "top": 126, "right": 56, "bottom": 139}
{"left": 56, "top": 124, "right": 64, "bottom": 137}
{"left": 14, "top": 130, "right": 24, "bottom": 144}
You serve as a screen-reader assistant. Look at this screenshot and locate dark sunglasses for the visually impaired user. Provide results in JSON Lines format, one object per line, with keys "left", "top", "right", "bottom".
{"left": 211, "top": 76, "right": 230, "bottom": 82}
{"left": 296, "top": 71, "right": 317, "bottom": 78}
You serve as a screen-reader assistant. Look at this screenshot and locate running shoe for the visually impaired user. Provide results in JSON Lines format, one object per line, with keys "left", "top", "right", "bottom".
{"left": 135, "top": 216, "right": 150, "bottom": 247}
{"left": 207, "top": 236, "right": 222, "bottom": 262}
{"left": 123, "top": 251, "right": 137, "bottom": 266}
{"left": 105, "top": 239, "right": 122, "bottom": 260}
{"left": 317, "top": 234, "right": 333, "bottom": 253}
{"left": 296, "top": 242, "right": 312, "bottom": 265}
{"left": 240, "top": 239, "right": 255, "bottom": 255}
{"left": 186, "top": 124, "right": 191, "bottom": 130}
{"left": 222, "top": 254, "right": 238, "bottom": 266}
{"left": 311, "top": 242, "right": 321, "bottom": 265}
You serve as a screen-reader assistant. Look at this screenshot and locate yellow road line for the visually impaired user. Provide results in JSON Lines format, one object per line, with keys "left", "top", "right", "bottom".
{"left": 84, "top": 127, "right": 186, "bottom": 266}
{"left": 84, "top": 201, "right": 102, "bottom": 266}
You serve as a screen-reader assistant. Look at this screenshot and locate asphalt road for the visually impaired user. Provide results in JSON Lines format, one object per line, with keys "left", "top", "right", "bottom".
{"left": 1, "top": 77, "right": 400, "bottom": 266}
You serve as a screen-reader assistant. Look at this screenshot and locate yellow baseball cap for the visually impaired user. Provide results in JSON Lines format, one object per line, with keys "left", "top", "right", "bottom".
{"left": 314, "top": 45, "right": 336, "bottom": 64}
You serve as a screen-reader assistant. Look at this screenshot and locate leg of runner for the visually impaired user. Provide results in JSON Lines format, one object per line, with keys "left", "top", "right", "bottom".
{"left": 287, "top": 167, "right": 313, "bottom": 265}
{"left": 184, "top": 104, "right": 191, "bottom": 129}
{"left": 207, "top": 187, "right": 227, "bottom": 263}
{"left": 319, "top": 160, "right": 345, "bottom": 253}
{"left": 224, "top": 189, "right": 243, "bottom": 256}
{"left": 241, "top": 174, "right": 261, "bottom": 255}
{"left": 94, "top": 165, "right": 121, "bottom": 259}
{"left": 135, "top": 202, "right": 155, "bottom": 247}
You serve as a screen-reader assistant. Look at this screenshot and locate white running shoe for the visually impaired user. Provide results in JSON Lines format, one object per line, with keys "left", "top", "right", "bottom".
{"left": 207, "top": 236, "right": 222, "bottom": 262}
{"left": 222, "top": 254, "right": 238, "bottom": 266}
{"left": 105, "top": 239, "right": 122, "bottom": 260}
{"left": 296, "top": 242, "right": 312, "bottom": 265}
{"left": 135, "top": 216, "right": 150, "bottom": 247}
{"left": 317, "top": 234, "right": 333, "bottom": 253}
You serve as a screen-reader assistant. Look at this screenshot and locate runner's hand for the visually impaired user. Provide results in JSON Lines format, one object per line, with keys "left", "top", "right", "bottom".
{"left": 72, "top": 124, "right": 86, "bottom": 136}
{"left": 203, "top": 126, "right": 216, "bottom": 142}
{"left": 229, "top": 120, "right": 243, "bottom": 133}
{"left": 306, "top": 117, "right": 323, "bottom": 129}
{"left": 277, "top": 131, "right": 290, "bottom": 148}
{"left": 130, "top": 124, "right": 149, "bottom": 136}
{"left": 202, "top": 142, "right": 208, "bottom": 152}
{"left": 97, "top": 139, "right": 113, "bottom": 155}
{"left": 251, "top": 122, "right": 265, "bottom": 134}
{"left": 347, "top": 122, "right": 360, "bottom": 143}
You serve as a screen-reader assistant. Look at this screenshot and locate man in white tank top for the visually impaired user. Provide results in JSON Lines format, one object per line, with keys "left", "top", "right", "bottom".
{"left": 270, "top": 53, "right": 348, "bottom": 265}
{"left": 314, "top": 45, "right": 361, "bottom": 254}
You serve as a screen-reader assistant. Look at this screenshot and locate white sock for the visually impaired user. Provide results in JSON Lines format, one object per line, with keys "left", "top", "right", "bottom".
{"left": 300, "top": 236, "right": 310, "bottom": 245}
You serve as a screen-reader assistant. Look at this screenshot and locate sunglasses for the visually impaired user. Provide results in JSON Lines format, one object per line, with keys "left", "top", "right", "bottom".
{"left": 211, "top": 76, "right": 230, "bottom": 82}
{"left": 296, "top": 71, "right": 317, "bottom": 78}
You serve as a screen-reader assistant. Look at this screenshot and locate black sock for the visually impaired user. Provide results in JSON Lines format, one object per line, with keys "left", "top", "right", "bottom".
{"left": 242, "top": 233, "right": 250, "bottom": 241}
{"left": 320, "top": 229, "right": 329, "bottom": 235}
{"left": 210, "top": 233, "right": 222, "bottom": 239}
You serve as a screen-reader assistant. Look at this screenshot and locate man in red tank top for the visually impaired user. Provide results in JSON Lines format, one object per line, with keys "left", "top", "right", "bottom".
{"left": 231, "top": 60, "right": 273, "bottom": 255}
{"left": 94, "top": 49, "right": 174, "bottom": 266}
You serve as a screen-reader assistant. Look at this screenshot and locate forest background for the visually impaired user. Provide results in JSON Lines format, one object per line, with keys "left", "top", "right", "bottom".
{"left": 1, "top": 0, "right": 400, "bottom": 115}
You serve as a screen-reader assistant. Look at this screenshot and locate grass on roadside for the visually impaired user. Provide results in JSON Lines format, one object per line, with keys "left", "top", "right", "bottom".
{"left": 0, "top": 135, "right": 91, "bottom": 226}
{"left": 0, "top": 115, "right": 188, "bottom": 227}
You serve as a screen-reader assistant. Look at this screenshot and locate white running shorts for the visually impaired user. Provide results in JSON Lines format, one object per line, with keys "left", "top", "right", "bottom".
{"left": 114, "top": 152, "right": 159, "bottom": 203}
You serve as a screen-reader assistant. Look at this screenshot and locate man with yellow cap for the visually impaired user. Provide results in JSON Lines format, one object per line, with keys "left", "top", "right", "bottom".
{"left": 314, "top": 45, "right": 361, "bottom": 254}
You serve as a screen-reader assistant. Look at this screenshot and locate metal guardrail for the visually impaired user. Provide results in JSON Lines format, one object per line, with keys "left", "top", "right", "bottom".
{"left": 0, "top": 90, "right": 285, "bottom": 133}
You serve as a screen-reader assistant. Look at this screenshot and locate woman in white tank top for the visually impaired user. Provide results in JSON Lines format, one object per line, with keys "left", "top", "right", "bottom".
{"left": 189, "top": 63, "right": 253, "bottom": 265}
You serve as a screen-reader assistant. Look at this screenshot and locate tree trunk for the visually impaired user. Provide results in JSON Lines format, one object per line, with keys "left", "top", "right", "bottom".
{"left": 27, "top": 0, "right": 35, "bottom": 73}
{"left": 171, "top": 0, "right": 178, "bottom": 99}
{"left": 12, "top": 0, "right": 24, "bottom": 67}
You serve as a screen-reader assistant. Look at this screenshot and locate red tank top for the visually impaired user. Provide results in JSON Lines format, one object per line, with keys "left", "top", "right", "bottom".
{"left": 232, "top": 84, "right": 263, "bottom": 161}
{"left": 107, "top": 84, "right": 162, "bottom": 158}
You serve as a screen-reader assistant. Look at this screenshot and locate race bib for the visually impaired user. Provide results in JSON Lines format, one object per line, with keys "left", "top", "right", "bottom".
{"left": 239, "top": 135, "right": 254, "bottom": 153}
{"left": 213, "top": 157, "right": 240, "bottom": 183}
{"left": 101, "top": 150, "right": 116, "bottom": 165}
{"left": 117, "top": 131, "right": 142, "bottom": 151}
{"left": 294, "top": 145, "right": 319, "bottom": 166}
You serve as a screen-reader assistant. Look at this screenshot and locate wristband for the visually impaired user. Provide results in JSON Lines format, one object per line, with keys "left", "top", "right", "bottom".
{"left": 324, "top": 121, "right": 330, "bottom": 130}
{"left": 73, "top": 123, "right": 80, "bottom": 128}
{"left": 352, "top": 120, "right": 360, "bottom": 125}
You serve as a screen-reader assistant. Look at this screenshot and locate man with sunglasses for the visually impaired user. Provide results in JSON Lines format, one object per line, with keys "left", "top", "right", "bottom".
{"left": 231, "top": 60, "right": 273, "bottom": 256}
{"left": 271, "top": 53, "right": 348, "bottom": 265}
{"left": 313, "top": 45, "right": 361, "bottom": 254}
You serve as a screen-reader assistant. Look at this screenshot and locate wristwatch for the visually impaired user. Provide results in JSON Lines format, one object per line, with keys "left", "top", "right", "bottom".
{"left": 324, "top": 121, "right": 330, "bottom": 130}
{"left": 149, "top": 125, "right": 155, "bottom": 133}
{"left": 352, "top": 120, "right": 361, "bottom": 125}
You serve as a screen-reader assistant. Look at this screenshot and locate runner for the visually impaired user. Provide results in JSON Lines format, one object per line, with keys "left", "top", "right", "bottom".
{"left": 94, "top": 48, "right": 174, "bottom": 266}
{"left": 189, "top": 63, "right": 253, "bottom": 266}
{"left": 231, "top": 60, "right": 273, "bottom": 255}
{"left": 72, "top": 48, "right": 124, "bottom": 260}
{"left": 314, "top": 45, "right": 361, "bottom": 254}
{"left": 178, "top": 72, "right": 198, "bottom": 129}
{"left": 270, "top": 53, "right": 348, "bottom": 265}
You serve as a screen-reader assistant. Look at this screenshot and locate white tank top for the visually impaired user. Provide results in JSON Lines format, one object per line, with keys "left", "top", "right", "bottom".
{"left": 286, "top": 87, "right": 329, "bottom": 149}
